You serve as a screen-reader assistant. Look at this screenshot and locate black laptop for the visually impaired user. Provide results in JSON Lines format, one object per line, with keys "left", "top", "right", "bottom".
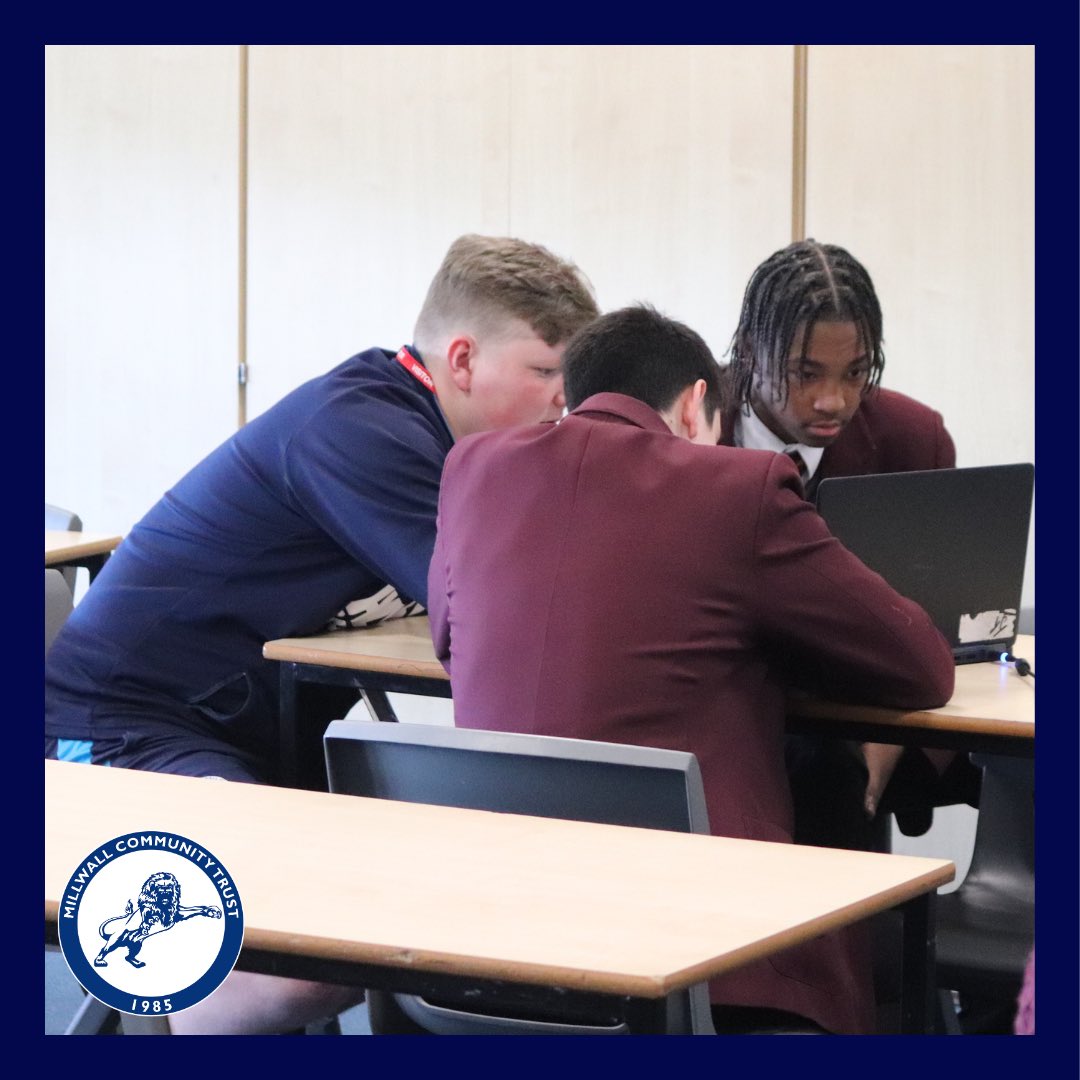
{"left": 815, "top": 463, "right": 1034, "bottom": 664}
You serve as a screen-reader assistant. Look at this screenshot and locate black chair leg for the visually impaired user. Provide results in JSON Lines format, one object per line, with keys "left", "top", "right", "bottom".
{"left": 953, "top": 993, "right": 1021, "bottom": 1035}
{"left": 302, "top": 1015, "right": 342, "bottom": 1035}
{"left": 936, "top": 989, "right": 962, "bottom": 1035}
{"left": 64, "top": 994, "right": 121, "bottom": 1035}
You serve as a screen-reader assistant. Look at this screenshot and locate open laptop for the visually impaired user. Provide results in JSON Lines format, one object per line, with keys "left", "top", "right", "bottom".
{"left": 815, "top": 463, "right": 1034, "bottom": 664}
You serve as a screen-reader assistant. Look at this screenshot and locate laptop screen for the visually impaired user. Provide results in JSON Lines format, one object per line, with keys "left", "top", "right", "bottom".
{"left": 815, "top": 464, "right": 1034, "bottom": 663}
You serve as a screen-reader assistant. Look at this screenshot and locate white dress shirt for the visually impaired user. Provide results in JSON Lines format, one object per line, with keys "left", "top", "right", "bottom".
{"left": 733, "top": 405, "right": 825, "bottom": 480}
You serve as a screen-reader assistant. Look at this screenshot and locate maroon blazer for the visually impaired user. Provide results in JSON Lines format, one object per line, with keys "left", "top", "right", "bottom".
{"left": 720, "top": 382, "right": 956, "bottom": 479}
{"left": 428, "top": 393, "right": 955, "bottom": 1034}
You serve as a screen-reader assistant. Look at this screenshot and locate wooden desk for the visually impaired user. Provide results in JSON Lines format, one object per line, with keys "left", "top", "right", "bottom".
{"left": 45, "top": 530, "right": 123, "bottom": 583}
{"left": 265, "top": 620, "right": 1035, "bottom": 781}
{"left": 45, "top": 760, "right": 954, "bottom": 1033}
{"left": 264, "top": 618, "right": 452, "bottom": 779}
{"left": 788, "top": 635, "right": 1034, "bottom": 757}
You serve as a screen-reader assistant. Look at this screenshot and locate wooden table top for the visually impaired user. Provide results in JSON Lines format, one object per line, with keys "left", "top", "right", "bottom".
{"left": 45, "top": 760, "right": 953, "bottom": 999}
{"left": 45, "top": 530, "right": 124, "bottom": 565}
{"left": 265, "top": 619, "right": 1034, "bottom": 740}
{"left": 264, "top": 615, "right": 448, "bottom": 679}
{"left": 789, "top": 634, "right": 1034, "bottom": 740}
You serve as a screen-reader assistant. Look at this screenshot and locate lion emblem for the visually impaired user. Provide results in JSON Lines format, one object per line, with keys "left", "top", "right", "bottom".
{"left": 94, "top": 871, "right": 222, "bottom": 969}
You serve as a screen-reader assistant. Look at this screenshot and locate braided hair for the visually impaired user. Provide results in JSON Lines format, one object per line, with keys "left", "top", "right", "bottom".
{"left": 726, "top": 240, "right": 884, "bottom": 409}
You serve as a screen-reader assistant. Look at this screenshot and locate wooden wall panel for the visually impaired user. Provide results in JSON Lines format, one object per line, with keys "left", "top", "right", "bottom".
{"left": 45, "top": 45, "right": 1034, "bottom": 612}
{"left": 245, "top": 45, "right": 512, "bottom": 418}
{"left": 45, "top": 45, "right": 239, "bottom": 535}
{"left": 805, "top": 45, "right": 1034, "bottom": 605}
{"left": 508, "top": 45, "right": 793, "bottom": 362}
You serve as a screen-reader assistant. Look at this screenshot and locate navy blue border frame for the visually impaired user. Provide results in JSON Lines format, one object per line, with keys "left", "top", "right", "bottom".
{"left": 36, "top": 29, "right": 1077, "bottom": 1069}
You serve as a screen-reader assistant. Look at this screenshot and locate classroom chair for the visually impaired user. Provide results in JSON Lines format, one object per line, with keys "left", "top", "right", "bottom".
{"left": 933, "top": 605, "right": 1034, "bottom": 1033}
{"left": 45, "top": 503, "right": 82, "bottom": 596}
{"left": 46, "top": 569, "right": 73, "bottom": 653}
{"left": 45, "top": 566, "right": 174, "bottom": 1035}
{"left": 323, "top": 719, "right": 717, "bottom": 1035}
{"left": 933, "top": 753, "right": 1034, "bottom": 1034}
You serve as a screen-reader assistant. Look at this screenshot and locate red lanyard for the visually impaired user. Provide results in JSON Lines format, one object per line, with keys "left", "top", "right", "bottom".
{"left": 395, "top": 346, "right": 437, "bottom": 395}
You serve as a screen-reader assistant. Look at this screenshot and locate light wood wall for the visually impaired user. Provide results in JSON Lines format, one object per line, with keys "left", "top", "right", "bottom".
{"left": 805, "top": 45, "right": 1035, "bottom": 604}
{"left": 246, "top": 46, "right": 514, "bottom": 416}
{"left": 46, "top": 44, "right": 1034, "bottom": 609}
{"left": 45, "top": 45, "right": 239, "bottom": 528}
{"left": 245, "top": 45, "right": 791, "bottom": 416}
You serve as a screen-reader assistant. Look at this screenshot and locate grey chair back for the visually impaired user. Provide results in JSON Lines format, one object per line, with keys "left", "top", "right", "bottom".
{"left": 45, "top": 503, "right": 83, "bottom": 531}
{"left": 45, "top": 503, "right": 83, "bottom": 594}
{"left": 324, "top": 719, "right": 715, "bottom": 1035}
{"left": 46, "top": 569, "right": 74, "bottom": 653}
{"left": 934, "top": 754, "right": 1034, "bottom": 1032}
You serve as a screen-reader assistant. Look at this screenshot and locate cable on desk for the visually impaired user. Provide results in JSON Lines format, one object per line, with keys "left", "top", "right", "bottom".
{"left": 998, "top": 652, "right": 1034, "bottom": 679}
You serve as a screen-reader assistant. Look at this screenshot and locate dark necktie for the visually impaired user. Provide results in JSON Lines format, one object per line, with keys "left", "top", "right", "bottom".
{"left": 784, "top": 447, "right": 809, "bottom": 483}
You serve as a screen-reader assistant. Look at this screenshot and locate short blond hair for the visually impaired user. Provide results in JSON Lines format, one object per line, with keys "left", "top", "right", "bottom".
{"left": 414, "top": 234, "right": 598, "bottom": 351}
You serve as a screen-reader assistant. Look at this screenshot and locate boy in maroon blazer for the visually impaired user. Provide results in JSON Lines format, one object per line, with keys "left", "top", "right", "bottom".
{"left": 428, "top": 305, "right": 954, "bottom": 1034}
{"left": 722, "top": 239, "right": 976, "bottom": 847}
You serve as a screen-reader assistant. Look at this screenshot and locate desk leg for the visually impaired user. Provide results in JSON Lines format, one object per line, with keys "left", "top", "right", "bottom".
{"left": 278, "top": 666, "right": 381, "bottom": 789}
{"left": 84, "top": 554, "right": 107, "bottom": 584}
{"left": 279, "top": 663, "right": 299, "bottom": 788}
{"left": 623, "top": 995, "right": 675, "bottom": 1034}
{"left": 898, "top": 893, "right": 935, "bottom": 1035}
{"left": 361, "top": 690, "right": 400, "bottom": 723}
{"left": 274, "top": 662, "right": 452, "bottom": 787}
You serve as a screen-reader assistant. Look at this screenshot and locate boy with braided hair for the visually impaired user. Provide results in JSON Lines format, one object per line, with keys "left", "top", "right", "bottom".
{"left": 722, "top": 238, "right": 977, "bottom": 850}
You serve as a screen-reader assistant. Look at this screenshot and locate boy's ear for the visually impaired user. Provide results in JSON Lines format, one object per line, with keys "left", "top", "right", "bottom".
{"left": 444, "top": 335, "right": 476, "bottom": 392}
{"left": 681, "top": 379, "right": 707, "bottom": 440}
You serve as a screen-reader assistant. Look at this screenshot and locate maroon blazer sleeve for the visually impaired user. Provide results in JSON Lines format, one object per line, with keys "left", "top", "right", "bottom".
{"left": 427, "top": 489, "right": 452, "bottom": 676}
{"left": 821, "top": 389, "right": 956, "bottom": 477}
{"left": 930, "top": 409, "right": 956, "bottom": 468}
{"left": 747, "top": 454, "right": 955, "bottom": 708}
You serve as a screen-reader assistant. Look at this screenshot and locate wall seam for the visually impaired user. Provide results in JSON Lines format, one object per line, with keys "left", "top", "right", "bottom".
{"left": 791, "top": 44, "right": 808, "bottom": 242}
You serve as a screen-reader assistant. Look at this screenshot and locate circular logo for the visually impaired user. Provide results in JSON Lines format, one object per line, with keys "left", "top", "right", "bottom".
{"left": 57, "top": 830, "right": 244, "bottom": 1018}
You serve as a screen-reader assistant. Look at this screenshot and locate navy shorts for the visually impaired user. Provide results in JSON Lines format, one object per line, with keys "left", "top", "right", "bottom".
{"left": 45, "top": 731, "right": 268, "bottom": 784}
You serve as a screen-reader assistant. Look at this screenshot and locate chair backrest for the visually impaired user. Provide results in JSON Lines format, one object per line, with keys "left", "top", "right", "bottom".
{"left": 45, "top": 503, "right": 83, "bottom": 532}
{"left": 45, "top": 503, "right": 82, "bottom": 594}
{"left": 325, "top": 719, "right": 710, "bottom": 831}
{"left": 323, "top": 719, "right": 714, "bottom": 1034}
{"left": 46, "top": 569, "right": 74, "bottom": 653}
{"left": 933, "top": 754, "right": 1034, "bottom": 1022}
{"left": 961, "top": 755, "right": 1034, "bottom": 910}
